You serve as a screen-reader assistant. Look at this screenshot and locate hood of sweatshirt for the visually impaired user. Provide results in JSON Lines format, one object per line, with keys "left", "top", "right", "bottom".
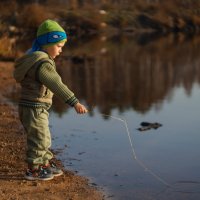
{"left": 14, "top": 51, "right": 53, "bottom": 82}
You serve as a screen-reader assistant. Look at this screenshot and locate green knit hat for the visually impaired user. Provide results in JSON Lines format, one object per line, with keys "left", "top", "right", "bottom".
{"left": 37, "top": 19, "right": 66, "bottom": 36}
{"left": 35, "top": 19, "right": 67, "bottom": 48}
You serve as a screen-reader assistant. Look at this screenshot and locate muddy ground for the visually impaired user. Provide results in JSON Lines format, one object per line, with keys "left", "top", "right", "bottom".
{"left": 0, "top": 61, "right": 104, "bottom": 200}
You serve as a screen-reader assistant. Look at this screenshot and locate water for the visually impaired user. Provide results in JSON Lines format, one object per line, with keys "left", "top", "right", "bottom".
{"left": 49, "top": 34, "right": 200, "bottom": 200}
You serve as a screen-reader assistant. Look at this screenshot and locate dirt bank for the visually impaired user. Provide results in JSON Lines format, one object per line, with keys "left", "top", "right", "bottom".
{"left": 0, "top": 62, "right": 104, "bottom": 200}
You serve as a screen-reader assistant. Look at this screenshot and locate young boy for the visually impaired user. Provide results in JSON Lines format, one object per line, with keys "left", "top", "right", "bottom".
{"left": 14, "top": 19, "right": 88, "bottom": 181}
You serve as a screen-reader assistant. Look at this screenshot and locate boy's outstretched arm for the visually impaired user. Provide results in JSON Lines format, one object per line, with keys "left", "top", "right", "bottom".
{"left": 74, "top": 102, "right": 88, "bottom": 114}
{"left": 39, "top": 63, "right": 88, "bottom": 114}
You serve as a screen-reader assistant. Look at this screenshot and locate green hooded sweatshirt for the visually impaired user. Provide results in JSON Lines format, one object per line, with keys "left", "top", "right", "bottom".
{"left": 14, "top": 51, "right": 78, "bottom": 107}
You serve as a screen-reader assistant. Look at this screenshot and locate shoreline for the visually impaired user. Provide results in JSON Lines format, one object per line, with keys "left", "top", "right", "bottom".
{"left": 0, "top": 61, "right": 104, "bottom": 200}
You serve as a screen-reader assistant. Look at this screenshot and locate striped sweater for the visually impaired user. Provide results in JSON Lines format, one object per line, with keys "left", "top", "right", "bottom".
{"left": 14, "top": 51, "right": 79, "bottom": 108}
{"left": 38, "top": 62, "right": 78, "bottom": 106}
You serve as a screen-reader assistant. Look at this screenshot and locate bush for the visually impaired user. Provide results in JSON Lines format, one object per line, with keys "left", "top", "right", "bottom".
{"left": 17, "top": 3, "right": 54, "bottom": 29}
{"left": 59, "top": 11, "right": 100, "bottom": 37}
{"left": 106, "top": 10, "right": 136, "bottom": 29}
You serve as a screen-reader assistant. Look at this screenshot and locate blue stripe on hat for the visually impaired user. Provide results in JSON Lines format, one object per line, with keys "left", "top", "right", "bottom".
{"left": 37, "top": 31, "right": 67, "bottom": 45}
{"left": 29, "top": 31, "right": 67, "bottom": 53}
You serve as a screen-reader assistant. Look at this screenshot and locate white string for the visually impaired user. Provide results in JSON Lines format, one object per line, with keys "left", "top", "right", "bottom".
{"left": 101, "top": 114, "right": 171, "bottom": 188}
{"left": 86, "top": 111, "right": 200, "bottom": 194}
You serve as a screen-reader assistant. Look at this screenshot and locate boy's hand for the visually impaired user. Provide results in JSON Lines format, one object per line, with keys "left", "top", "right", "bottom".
{"left": 74, "top": 103, "right": 88, "bottom": 114}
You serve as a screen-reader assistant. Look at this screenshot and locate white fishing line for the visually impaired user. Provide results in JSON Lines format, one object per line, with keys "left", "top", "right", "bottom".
{"left": 86, "top": 111, "right": 200, "bottom": 194}
{"left": 101, "top": 114, "right": 171, "bottom": 188}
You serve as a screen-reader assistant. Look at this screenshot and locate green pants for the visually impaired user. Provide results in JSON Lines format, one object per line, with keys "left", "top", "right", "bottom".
{"left": 19, "top": 106, "right": 53, "bottom": 169}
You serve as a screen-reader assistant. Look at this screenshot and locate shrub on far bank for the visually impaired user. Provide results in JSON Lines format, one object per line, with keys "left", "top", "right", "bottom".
{"left": 106, "top": 10, "right": 136, "bottom": 30}
{"left": 17, "top": 3, "right": 54, "bottom": 29}
{"left": 57, "top": 10, "right": 101, "bottom": 37}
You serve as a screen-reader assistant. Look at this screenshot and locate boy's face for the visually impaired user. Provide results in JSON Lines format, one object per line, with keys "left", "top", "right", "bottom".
{"left": 43, "top": 42, "right": 65, "bottom": 59}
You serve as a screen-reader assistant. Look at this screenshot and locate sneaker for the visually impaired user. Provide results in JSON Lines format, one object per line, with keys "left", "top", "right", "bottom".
{"left": 24, "top": 166, "right": 54, "bottom": 181}
{"left": 43, "top": 161, "right": 63, "bottom": 177}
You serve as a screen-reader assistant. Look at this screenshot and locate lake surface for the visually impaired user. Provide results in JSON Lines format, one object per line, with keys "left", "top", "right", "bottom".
{"left": 49, "top": 33, "right": 200, "bottom": 200}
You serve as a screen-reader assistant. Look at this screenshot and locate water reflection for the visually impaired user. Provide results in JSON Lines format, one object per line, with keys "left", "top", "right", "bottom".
{"left": 49, "top": 34, "right": 200, "bottom": 200}
{"left": 53, "top": 33, "right": 200, "bottom": 115}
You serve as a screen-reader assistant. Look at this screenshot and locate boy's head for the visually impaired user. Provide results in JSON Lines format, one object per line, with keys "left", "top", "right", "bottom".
{"left": 30, "top": 19, "right": 67, "bottom": 56}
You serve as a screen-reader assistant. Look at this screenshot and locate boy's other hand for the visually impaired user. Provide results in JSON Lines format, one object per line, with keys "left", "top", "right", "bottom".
{"left": 74, "top": 103, "right": 88, "bottom": 114}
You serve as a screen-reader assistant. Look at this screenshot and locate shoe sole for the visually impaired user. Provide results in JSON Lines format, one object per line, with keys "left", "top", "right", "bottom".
{"left": 53, "top": 171, "right": 64, "bottom": 177}
{"left": 24, "top": 175, "right": 54, "bottom": 181}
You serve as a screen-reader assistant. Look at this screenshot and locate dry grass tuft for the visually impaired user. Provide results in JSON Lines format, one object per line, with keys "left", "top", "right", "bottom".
{"left": 0, "top": 35, "right": 16, "bottom": 58}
